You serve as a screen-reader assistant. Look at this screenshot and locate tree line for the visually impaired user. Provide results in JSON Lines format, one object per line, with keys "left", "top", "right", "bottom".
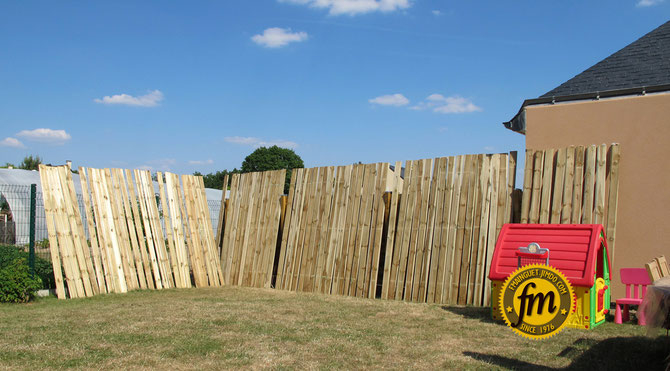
{"left": 194, "top": 146, "right": 304, "bottom": 193}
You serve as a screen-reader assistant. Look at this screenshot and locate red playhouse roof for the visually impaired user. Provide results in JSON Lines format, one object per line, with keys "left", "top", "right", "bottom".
{"left": 488, "top": 224, "right": 611, "bottom": 287}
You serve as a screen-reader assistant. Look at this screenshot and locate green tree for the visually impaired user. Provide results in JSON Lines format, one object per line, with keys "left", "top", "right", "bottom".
{"left": 241, "top": 146, "right": 304, "bottom": 193}
{"left": 193, "top": 169, "right": 240, "bottom": 190}
{"left": 18, "top": 155, "right": 42, "bottom": 170}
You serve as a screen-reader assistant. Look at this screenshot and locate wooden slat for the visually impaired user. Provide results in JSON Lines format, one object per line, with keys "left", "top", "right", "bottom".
{"left": 466, "top": 155, "right": 485, "bottom": 306}
{"left": 157, "top": 172, "right": 183, "bottom": 287}
{"left": 436, "top": 157, "right": 456, "bottom": 304}
{"left": 114, "top": 169, "right": 147, "bottom": 290}
{"left": 442, "top": 156, "right": 464, "bottom": 304}
{"left": 48, "top": 167, "right": 84, "bottom": 298}
{"left": 426, "top": 157, "right": 447, "bottom": 303}
{"left": 125, "top": 169, "right": 155, "bottom": 289}
{"left": 368, "top": 163, "right": 388, "bottom": 298}
{"left": 593, "top": 144, "right": 607, "bottom": 225}
{"left": 646, "top": 260, "right": 662, "bottom": 282}
{"left": 571, "top": 146, "right": 586, "bottom": 224}
{"left": 182, "top": 174, "right": 209, "bottom": 286}
{"left": 196, "top": 175, "right": 223, "bottom": 286}
{"left": 550, "top": 148, "right": 566, "bottom": 223}
{"left": 88, "top": 168, "right": 117, "bottom": 292}
{"left": 520, "top": 150, "right": 534, "bottom": 223}
{"left": 38, "top": 165, "right": 67, "bottom": 298}
{"left": 457, "top": 155, "right": 477, "bottom": 305}
{"left": 134, "top": 169, "right": 162, "bottom": 289}
{"left": 581, "top": 145, "right": 597, "bottom": 224}
{"left": 165, "top": 172, "right": 192, "bottom": 287}
{"left": 215, "top": 175, "right": 228, "bottom": 249}
{"left": 277, "top": 169, "right": 301, "bottom": 289}
{"left": 287, "top": 169, "right": 308, "bottom": 291}
{"left": 538, "top": 149, "right": 554, "bottom": 224}
{"left": 604, "top": 144, "right": 621, "bottom": 258}
{"left": 473, "top": 155, "right": 492, "bottom": 306}
{"left": 560, "top": 147, "right": 576, "bottom": 224}
{"left": 276, "top": 170, "right": 297, "bottom": 288}
{"left": 528, "top": 150, "right": 544, "bottom": 224}
{"left": 323, "top": 166, "right": 345, "bottom": 294}
{"left": 221, "top": 173, "right": 241, "bottom": 284}
{"left": 105, "top": 168, "right": 137, "bottom": 291}
{"left": 395, "top": 160, "right": 418, "bottom": 300}
{"left": 402, "top": 159, "right": 425, "bottom": 301}
{"left": 334, "top": 165, "right": 354, "bottom": 294}
{"left": 315, "top": 167, "right": 336, "bottom": 293}
{"left": 389, "top": 160, "right": 414, "bottom": 300}
{"left": 341, "top": 165, "right": 363, "bottom": 295}
{"left": 381, "top": 161, "right": 402, "bottom": 300}
{"left": 410, "top": 159, "right": 433, "bottom": 302}
{"left": 78, "top": 167, "right": 106, "bottom": 294}
{"left": 354, "top": 164, "right": 376, "bottom": 297}
{"left": 482, "top": 154, "right": 500, "bottom": 306}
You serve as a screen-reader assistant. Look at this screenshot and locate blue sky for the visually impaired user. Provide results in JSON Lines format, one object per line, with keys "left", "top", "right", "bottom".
{"left": 1, "top": 1, "right": 668, "bottom": 176}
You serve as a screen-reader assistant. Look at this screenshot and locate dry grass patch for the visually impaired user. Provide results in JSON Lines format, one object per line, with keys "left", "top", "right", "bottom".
{"left": 0, "top": 286, "right": 668, "bottom": 369}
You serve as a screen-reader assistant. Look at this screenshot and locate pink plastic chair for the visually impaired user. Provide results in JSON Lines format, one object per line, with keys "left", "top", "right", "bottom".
{"left": 614, "top": 268, "right": 652, "bottom": 325}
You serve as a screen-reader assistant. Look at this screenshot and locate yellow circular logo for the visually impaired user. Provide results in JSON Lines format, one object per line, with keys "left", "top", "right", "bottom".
{"left": 499, "top": 264, "right": 575, "bottom": 339}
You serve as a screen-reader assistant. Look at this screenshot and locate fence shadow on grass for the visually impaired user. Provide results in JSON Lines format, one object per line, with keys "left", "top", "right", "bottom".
{"left": 440, "top": 306, "right": 498, "bottom": 324}
{"left": 464, "top": 336, "right": 670, "bottom": 370}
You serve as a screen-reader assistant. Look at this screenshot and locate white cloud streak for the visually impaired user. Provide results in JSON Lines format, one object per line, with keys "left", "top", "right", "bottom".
{"left": 252, "top": 28, "right": 308, "bottom": 48}
{"left": 189, "top": 159, "right": 214, "bottom": 165}
{"left": 0, "top": 137, "right": 25, "bottom": 148}
{"left": 410, "top": 94, "right": 481, "bottom": 114}
{"left": 16, "top": 128, "right": 71, "bottom": 144}
{"left": 225, "top": 136, "right": 298, "bottom": 149}
{"left": 139, "top": 158, "right": 176, "bottom": 172}
{"left": 279, "top": 0, "right": 411, "bottom": 16}
{"left": 637, "top": 0, "right": 664, "bottom": 6}
{"left": 94, "top": 90, "right": 164, "bottom": 107}
{"left": 369, "top": 93, "right": 409, "bottom": 106}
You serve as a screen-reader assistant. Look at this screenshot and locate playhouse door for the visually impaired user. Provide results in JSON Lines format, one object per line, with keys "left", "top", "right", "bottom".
{"left": 595, "top": 278, "right": 607, "bottom": 323}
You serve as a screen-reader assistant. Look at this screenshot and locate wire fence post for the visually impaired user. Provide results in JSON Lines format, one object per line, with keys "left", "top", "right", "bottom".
{"left": 29, "top": 183, "right": 36, "bottom": 277}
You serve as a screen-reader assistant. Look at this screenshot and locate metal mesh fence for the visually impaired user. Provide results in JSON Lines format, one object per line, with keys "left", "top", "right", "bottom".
{"left": 0, "top": 184, "right": 50, "bottom": 262}
{"left": 0, "top": 184, "right": 222, "bottom": 263}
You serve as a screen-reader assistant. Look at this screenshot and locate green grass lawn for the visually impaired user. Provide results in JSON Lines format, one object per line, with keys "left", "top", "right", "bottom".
{"left": 1, "top": 287, "right": 668, "bottom": 369}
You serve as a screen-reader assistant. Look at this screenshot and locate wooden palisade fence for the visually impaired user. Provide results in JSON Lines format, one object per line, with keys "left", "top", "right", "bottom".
{"left": 39, "top": 144, "right": 619, "bottom": 306}
{"left": 40, "top": 165, "right": 222, "bottom": 299}
{"left": 520, "top": 143, "right": 621, "bottom": 257}
{"left": 219, "top": 153, "right": 517, "bottom": 307}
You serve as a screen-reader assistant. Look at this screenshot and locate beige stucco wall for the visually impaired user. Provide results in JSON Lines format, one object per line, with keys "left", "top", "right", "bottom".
{"left": 524, "top": 92, "right": 670, "bottom": 299}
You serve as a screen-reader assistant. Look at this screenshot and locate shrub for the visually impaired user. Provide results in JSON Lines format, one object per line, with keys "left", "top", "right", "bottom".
{"left": 0, "top": 244, "right": 55, "bottom": 289}
{"left": 0, "top": 258, "right": 42, "bottom": 303}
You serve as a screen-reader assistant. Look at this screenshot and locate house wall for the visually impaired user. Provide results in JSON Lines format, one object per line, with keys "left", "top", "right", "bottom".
{"left": 524, "top": 92, "right": 670, "bottom": 299}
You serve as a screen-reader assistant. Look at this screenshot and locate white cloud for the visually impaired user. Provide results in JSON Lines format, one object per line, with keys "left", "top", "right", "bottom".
{"left": 189, "top": 159, "right": 214, "bottom": 165}
{"left": 225, "top": 136, "right": 298, "bottom": 149}
{"left": 432, "top": 10, "right": 442, "bottom": 16}
{"left": 637, "top": 0, "right": 664, "bottom": 6}
{"left": 139, "top": 158, "right": 176, "bottom": 172}
{"left": 411, "top": 94, "right": 481, "bottom": 114}
{"left": 252, "top": 28, "right": 308, "bottom": 48}
{"left": 369, "top": 93, "right": 409, "bottom": 106}
{"left": 279, "top": 0, "right": 411, "bottom": 16}
{"left": 483, "top": 146, "right": 495, "bottom": 152}
{"left": 16, "top": 128, "right": 71, "bottom": 144}
{"left": 94, "top": 90, "right": 164, "bottom": 107}
{"left": 0, "top": 137, "right": 25, "bottom": 148}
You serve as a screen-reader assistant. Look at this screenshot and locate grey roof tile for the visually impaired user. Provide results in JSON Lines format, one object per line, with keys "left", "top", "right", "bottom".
{"left": 541, "top": 20, "right": 670, "bottom": 98}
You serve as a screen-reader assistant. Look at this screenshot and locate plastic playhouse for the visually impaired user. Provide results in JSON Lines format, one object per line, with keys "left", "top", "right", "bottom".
{"left": 489, "top": 224, "right": 611, "bottom": 329}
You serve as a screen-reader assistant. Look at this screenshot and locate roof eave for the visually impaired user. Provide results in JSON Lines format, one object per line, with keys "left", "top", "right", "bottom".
{"left": 502, "top": 84, "right": 670, "bottom": 135}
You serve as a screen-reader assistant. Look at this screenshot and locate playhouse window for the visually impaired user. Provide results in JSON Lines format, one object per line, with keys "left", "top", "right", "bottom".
{"left": 595, "top": 242, "right": 605, "bottom": 279}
